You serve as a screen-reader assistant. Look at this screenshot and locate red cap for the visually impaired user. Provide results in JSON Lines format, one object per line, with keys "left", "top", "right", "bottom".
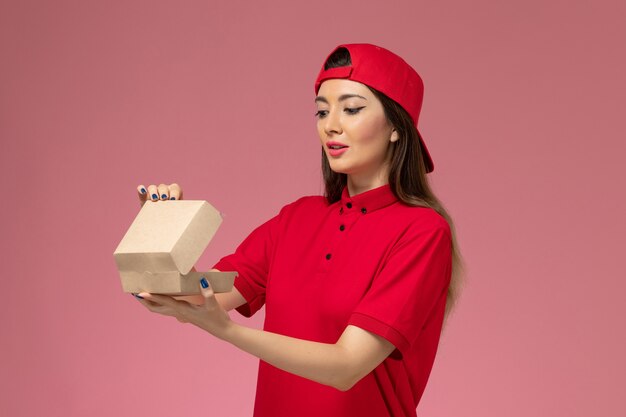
{"left": 314, "top": 43, "right": 434, "bottom": 173}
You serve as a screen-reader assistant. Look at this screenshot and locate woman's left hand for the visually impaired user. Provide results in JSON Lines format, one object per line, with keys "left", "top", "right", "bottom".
{"left": 134, "top": 277, "right": 233, "bottom": 340}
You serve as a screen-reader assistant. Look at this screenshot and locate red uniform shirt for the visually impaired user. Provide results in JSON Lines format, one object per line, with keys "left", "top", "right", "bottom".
{"left": 212, "top": 183, "right": 452, "bottom": 417}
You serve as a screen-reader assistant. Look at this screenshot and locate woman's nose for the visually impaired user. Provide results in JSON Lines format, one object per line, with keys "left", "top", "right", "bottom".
{"left": 324, "top": 109, "right": 342, "bottom": 136}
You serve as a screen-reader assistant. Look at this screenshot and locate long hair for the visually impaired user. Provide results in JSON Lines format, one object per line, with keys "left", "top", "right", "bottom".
{"left": 321, "top": 48, "right": 466, "bottom": 325}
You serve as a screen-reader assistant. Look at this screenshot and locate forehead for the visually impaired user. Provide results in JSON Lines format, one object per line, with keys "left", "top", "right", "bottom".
{"left": 316, "top": 79, "right": 373, "bottom": 99}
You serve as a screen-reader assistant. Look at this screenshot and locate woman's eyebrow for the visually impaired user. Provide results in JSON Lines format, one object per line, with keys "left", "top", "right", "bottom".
{"left": 314, "top": 94, "right": 368, "bottom": 104}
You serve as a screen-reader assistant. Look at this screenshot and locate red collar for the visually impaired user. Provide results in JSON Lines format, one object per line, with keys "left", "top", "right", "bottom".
{"left": 340, "top": 183, "right": 399, "bottom": 214}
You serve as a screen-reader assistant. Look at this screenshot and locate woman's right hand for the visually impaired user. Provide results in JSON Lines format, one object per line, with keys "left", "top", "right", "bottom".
{"left": 136, "top": 183, "right": 183, "bottom": 207}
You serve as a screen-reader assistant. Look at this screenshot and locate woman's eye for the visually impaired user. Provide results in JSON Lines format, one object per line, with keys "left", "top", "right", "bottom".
{"left": 315, "top": 107, "right": 364, "bottom": 118}
{"left": 345, "top": 106, "right": 365, "bottom": 115}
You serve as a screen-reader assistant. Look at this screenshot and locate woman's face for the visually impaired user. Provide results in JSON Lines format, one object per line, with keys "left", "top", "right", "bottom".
{"left": 315, "top": 79, "right": 398, "bottom": 183}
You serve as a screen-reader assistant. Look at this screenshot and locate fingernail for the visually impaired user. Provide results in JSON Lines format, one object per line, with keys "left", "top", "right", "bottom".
{"left": 170, "top": 197, "right": 175, "bottom": 200}
{"left": 200, "top": 277, "right": 209, "bottom": 288}
{"left": 132, "top": 293, "right": 144, "bottom": 299}
{"left": 140, "top": 188, "right": 146, "bottom": 194}
{"left": 152, "top": 194, "right": 158, "bottom": 199}
{"left": 161, "top": 194, "right": 167, "bottom": 199}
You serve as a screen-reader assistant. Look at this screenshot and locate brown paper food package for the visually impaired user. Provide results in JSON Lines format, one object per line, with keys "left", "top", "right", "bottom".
{"left": 113, "top": 200, "right": 237, "bottom": 295}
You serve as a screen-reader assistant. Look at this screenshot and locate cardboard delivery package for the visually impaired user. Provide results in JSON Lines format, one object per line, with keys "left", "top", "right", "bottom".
{"left": 113, "top": 200, "right": 237, "bottom": 295}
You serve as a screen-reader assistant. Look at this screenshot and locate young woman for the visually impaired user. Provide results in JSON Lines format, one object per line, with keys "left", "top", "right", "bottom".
{"left": 134, "top": 43, "right": 465, "bottom": 417}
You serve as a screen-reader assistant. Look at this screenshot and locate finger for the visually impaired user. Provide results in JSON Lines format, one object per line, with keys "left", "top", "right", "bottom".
{"left": 137, "top": 292, "right": 178, "bottom": 308}
{"left": 133, "top": 295, "right": 169, "bottom": 312}
{"left": 134, "top": 292, "right": 161, "bottom": 307}
{"left": 147, "top": 184, "right": 159, "bottom": 202}
{"left": 133, "top": 294, "right": 185, "bottom": 317}
{"left": 137, "top": 185, "right": 148, "bottom": 206}
{"left": 157, "top": 184, "right": 169, "bottom": 201}
{"left": 168, "top": 183, "right": 182, "bottom": 200}
{"left": 199, "top": 277, "right": 219, "bottom": 310}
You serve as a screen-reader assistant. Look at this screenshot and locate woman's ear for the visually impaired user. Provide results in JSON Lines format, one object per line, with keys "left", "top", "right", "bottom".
{"left": 390, "top": 129, "right": 399, "bottom": 143}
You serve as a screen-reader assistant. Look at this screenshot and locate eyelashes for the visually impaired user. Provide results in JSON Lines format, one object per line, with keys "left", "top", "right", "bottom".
{"left": 344, "top": 106, "right": 365, "bottom": 115}
{"left": 315, "top": 107, "right": 366, "bottom": 119}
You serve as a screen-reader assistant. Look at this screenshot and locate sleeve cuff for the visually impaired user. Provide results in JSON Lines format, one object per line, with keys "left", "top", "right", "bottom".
{"left": 347, "top": 312, "right": 410, "bottom": 359}
{"left": 211, "top": 259, "right": 263, "bottom": 318}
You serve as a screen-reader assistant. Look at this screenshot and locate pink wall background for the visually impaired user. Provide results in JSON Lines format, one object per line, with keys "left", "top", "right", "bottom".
{"left": 1, "top": 0, "right": 624, "bottom": 416}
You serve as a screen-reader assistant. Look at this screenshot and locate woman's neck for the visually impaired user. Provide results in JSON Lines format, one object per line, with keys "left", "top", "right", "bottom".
{"left": 346, "top": 172, "right": 389, "bottom": 197}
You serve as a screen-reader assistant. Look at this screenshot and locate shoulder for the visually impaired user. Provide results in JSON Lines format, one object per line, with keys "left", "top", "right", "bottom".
{"left": 280, "top": 194, "right": 329, "bottom": 212}
{"left": 393, "top": 203, "right": 451, "bottom": 239}
{"left": 266, "top": 195, "right": 328, "bottom": 237}
{"left": 294, "top": 194, "right": 328, "bottom": 206}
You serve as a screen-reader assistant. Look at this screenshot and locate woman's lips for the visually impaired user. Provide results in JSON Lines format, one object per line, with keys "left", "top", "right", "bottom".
{"left": 328, "top": 147, "right": 349, "bottom": 157}
{"left": 326, "top": 141, "right": 349, "bottom": 157}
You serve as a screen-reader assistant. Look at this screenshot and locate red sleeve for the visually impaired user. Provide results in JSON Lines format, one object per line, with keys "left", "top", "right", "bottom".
{"left": 211, "top": 208, "right": 283, "bottom": 318}
{"left": 347, "top": 222, "right": 452, "bottom": 358}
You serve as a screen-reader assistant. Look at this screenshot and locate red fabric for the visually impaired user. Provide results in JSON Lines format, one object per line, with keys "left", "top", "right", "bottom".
{"left": 212, "top": 183, "right": 452, "bottom": 417}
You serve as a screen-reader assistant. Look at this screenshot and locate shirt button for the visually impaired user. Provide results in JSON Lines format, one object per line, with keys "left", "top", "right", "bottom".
{"left": 339, "top": 225, "right": 345, "bottom": 231}
{"left": 361, "top": 207, "right": 367, "bottom": 214}
{"left": 326, "top": 253, "right": 332, "bottom": 260}
{"left": 346, "top": 202, "right": 352, "bottom": 208}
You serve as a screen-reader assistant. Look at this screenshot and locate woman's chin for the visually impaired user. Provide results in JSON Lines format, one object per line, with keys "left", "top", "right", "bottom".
{"left": 327, "top": 161, "right": 352, "bottom": 174}
{"left": 329, "top": 166, "right": 351, "bottom": 175}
